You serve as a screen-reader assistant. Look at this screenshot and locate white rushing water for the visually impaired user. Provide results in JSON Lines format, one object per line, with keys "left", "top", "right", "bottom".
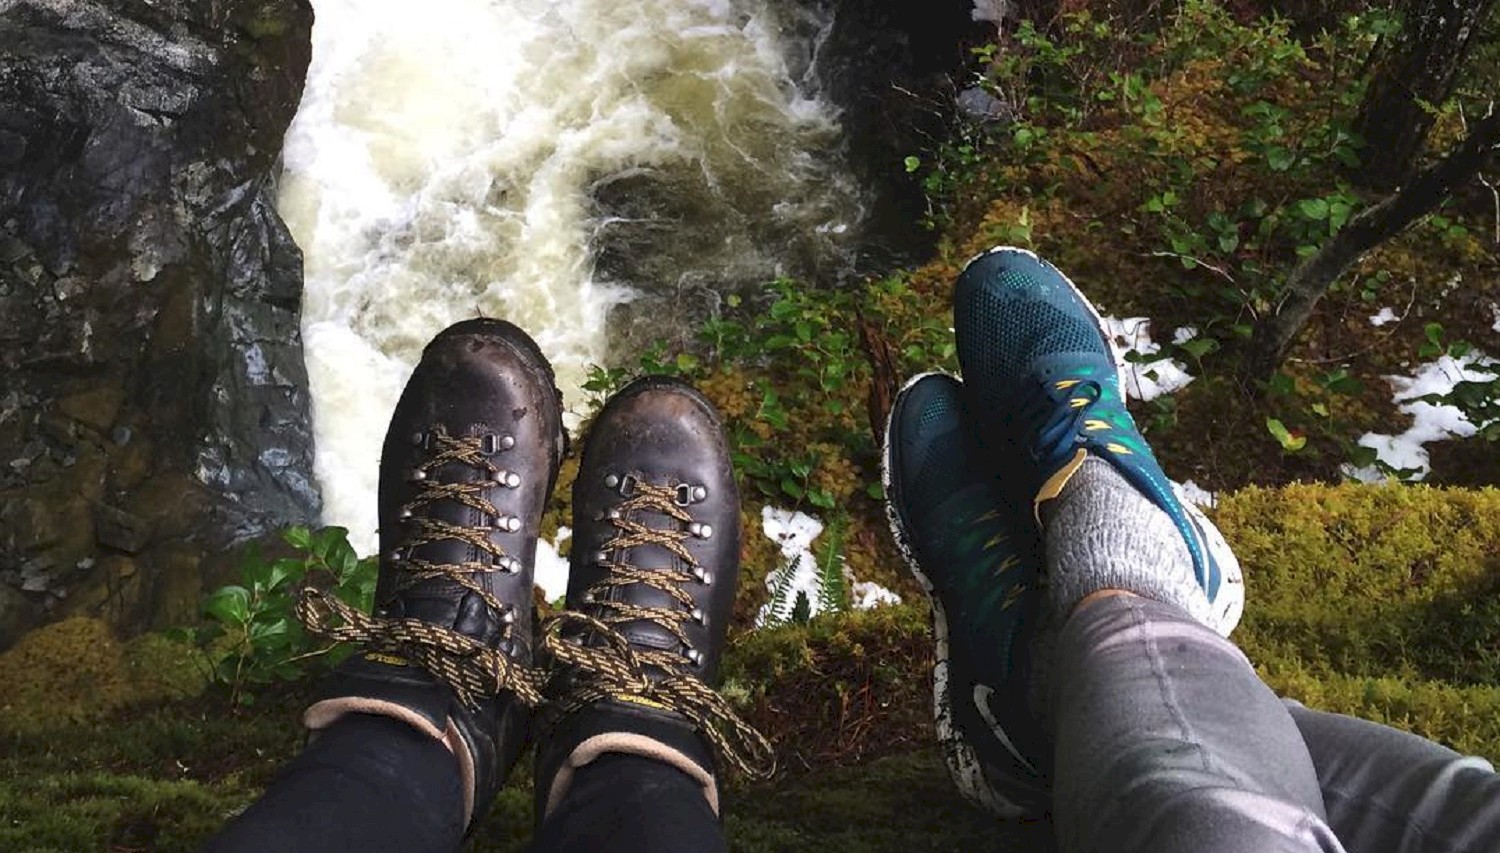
{"left": 278, "top": 0, "right": 864, "bottom": 553}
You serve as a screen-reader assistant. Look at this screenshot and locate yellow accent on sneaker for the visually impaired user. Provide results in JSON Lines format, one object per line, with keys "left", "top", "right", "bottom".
{"left": 1055, "top": 379, "right": 1082, "bottom": 390}
{"left": 1106, "top": 443, "right": 1134, "bottom": 455}
{"left": 1033, "top": 447, "right": 1089, "bottom": 526}
{"left": 1069, "top": 397, "right": 1090, "bottom": 409}
{"left": 1085, "top": 419, "right": 1111, "bottom": 431}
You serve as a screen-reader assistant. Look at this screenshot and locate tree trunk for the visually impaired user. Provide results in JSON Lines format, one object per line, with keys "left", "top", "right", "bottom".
{"left": 1245, "top": 109, "right": 1500, "bottom": 381}
{"left": 1353, "top": 0, "right": 1496, "bottom": 189}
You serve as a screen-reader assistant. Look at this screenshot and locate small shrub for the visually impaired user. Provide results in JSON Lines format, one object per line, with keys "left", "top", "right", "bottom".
{"left": 186, "top": 526, "right": 376, "bottom": 705}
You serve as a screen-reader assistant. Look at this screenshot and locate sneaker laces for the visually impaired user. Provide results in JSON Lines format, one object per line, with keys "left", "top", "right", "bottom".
{"left": 298, "top": 426, "right": 546, "bottom": 709}
{"left": 540, "top": 479, "right": 775, "bottom": 779}
{"left": 1021, "top": 379, "right": 1104, "bottom": 470}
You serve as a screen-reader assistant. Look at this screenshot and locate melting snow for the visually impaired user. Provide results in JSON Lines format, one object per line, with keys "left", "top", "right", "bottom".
{"left": 1369, "top": 307, "right": 1399, "bottom": 327}
{"left": 1100, "top": 316, "right": 1196, "bottom": 402}
{"left": 756, "top": 506, "right": 900, "bottom": 627}
{"left": 1173, "top": 479, "right": 1216, "bottom": 509}
{"left": 534, "top": 526, "right": 571, "bottom": 602}
{"left": 1346, "top": 353, "right": 1498, "bottom": 482}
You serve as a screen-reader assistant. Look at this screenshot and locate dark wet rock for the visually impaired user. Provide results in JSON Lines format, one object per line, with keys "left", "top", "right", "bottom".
{"left": 0, "top": 0, "right": 318, "bottom": 638}
{"left": 0, "top": 582, "right": 40, "bottom": 651}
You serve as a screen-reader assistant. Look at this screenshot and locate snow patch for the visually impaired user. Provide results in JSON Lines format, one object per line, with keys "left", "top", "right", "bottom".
{"left": 1491, "top": 304, "right": 1500, "bottom": 334}
{"left": 1346, "top": 353, "right": 1498, "bottom": 482}
{"left": 852, "top": 581, "right": 902, "bottom": 610}
{"left": 1369, "top": 307, "right": 1398, "bottom": 327}
{"left": 1173, "top": 479, "right": 1216, "bottom": 509}
{"left": 756, "top": 506, "right": 899, "bottom": 627}
{"left": 1100, "top": 316, "right": 1195, "bottom": 402}
{"left": 533, "top": 526, "right": 571, "bottom": 602}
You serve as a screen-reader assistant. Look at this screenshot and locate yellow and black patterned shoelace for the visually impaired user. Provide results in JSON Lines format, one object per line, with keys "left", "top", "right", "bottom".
{"left": 298, "top": 427, "right": 545, "bottom": 709}
{"left": 541, "top": 480, "right": 776, "bottom": 779}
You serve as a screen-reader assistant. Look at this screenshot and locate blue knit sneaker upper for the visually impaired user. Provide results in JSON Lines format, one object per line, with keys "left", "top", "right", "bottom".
{"left": 885, "top": 373, "right": 1049, "bottom": 815}
{"left": 954, "top": 247, "right": 1224, "bottom": 605}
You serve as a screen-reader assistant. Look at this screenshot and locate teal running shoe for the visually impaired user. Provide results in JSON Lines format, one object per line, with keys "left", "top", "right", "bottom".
{"left": 884, "top": 372, "right": 1051, "bottom": 818}
{"left": 954, "top": 247, "right": 1243, "bottom": 636}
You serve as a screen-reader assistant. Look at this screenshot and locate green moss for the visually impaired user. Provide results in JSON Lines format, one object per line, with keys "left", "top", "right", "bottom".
{"left": 0, "top": 619, "right": 206, "bottom": 736}
{"left": 1221, "top": 484, "right": 1500, "bottom": 685}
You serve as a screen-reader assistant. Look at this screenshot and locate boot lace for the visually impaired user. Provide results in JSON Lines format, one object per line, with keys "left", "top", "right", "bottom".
{"left": 298, "top": 426, "right": 545, "bottom": 709}
{"left": 541, "top": 478, "right": 775, "bottom": 779}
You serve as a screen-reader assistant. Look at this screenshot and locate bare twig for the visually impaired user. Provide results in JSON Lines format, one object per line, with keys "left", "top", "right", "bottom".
{"left": 1142, "top": 250, "right": 1237, "bottom": 284}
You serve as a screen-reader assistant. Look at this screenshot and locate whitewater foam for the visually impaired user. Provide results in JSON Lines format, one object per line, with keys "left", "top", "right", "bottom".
{"left": 279, "top": 0, "right": 861, "bottom": 552}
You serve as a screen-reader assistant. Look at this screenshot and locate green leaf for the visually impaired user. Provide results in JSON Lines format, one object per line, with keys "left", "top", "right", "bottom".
{"left": 1265, "top": 418, "right": 1307, "bottom": 452}
{"left": 311, "top": 527, "right": 348, "bottom": 561}
{"left": 1266, "top": 146, "right": 1294, "bottom": 171}
{"left": 903, "top": 155, "right": 921, "bottom": 173}
{"left": 865, "top": 482, "right": 885, "bottom": 501}
{"left": 674, "top": 352, "right": 700, "bottom": 373}
{"left": 1179, "top": 337, "right": 1218, "bottom": 360}
{"left": 780, "top": 478, "right": 805, "bottom": 500}
{"left": 205, "top": 585, "right": 251, "bottom": 625}
{"left": 1424, "top": 322, "right": 1445, "bottom": 348}
{"left": 268, "top": 558, "right": 306, "bottom": 591}
{"left": 284, "top": 526, "right": 313, "bottom": 550}
{"left": 1298, "top": 198, "right": 1330, "bottom": 220}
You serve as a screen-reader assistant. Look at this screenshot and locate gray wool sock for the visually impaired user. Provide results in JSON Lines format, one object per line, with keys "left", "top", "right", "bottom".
{"left": 1042, "top": 457, "right": 1210, "bottom": 626}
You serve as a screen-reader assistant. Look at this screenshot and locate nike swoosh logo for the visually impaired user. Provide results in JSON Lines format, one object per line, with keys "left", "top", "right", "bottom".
{"left": 974, "top": 684, "right": 1040, "bottom": 776}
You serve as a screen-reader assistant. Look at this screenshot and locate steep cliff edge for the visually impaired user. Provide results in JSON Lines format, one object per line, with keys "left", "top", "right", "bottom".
{"left": 0, "top": 0, "right": 318, "bottom": 646}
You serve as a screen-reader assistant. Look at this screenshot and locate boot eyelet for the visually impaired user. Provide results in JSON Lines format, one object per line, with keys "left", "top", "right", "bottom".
{"left": 411, "top": 431, "right": 426, "bottom": 446}
{"left": 692, "top": 486, "right": 708, "bottom": 502}
{"left": 685, "top": 648, "right": 704, "bottom": 666}
{"left": 593, "top": 550, "right": 610, "bottom": 565}
{"left": 675, "top": 483, "right": 693, "bottom": 506}
{"left": 408, "top": 469, "right": 427, "bottom": 482}
{"left": 690, "top": 607, "right": 704, "bottom": 624}
{"left": 500, "top": 607, "right": 516, "bottom": 625}
{"left": 492, "top": 470, "right": 521, "bottom": 488}
{"left": 498, "top": 515, "right": 522, "bottom": 533}
{"left": 604, "top": 473, "right": 620, "bottom": 489}
{"left": 493, "top": 555, "right": 520, "bottom": 573}
{"left": 387, "top": 547, "right": 407, "bottom": 561}
{"left": 693, "top": 567, "right": 712, "bottom": 586}
{"left": 688, "top": 523, "right": 713, "bottom": 539}
{"left": 399, "top": 508, "right": 414, "bottom": 520}
{"left": 618, "top": 474, "right": 637, "bottom": 497}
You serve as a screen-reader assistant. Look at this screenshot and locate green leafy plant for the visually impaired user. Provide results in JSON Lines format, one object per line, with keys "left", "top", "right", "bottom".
{"left": 191, "top": 526, "right": 376, "bottom": 705}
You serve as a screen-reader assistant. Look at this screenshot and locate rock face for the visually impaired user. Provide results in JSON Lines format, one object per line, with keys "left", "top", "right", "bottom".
{"left": 0, "top": 0, "right": 318, "bottom": 648}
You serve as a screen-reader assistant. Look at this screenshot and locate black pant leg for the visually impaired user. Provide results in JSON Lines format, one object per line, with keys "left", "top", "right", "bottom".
{"left": 530, "top": 754, "right": 727, "bottom": 853}
{"left": 201, "top": 713, "right": 464, "bottom": 853}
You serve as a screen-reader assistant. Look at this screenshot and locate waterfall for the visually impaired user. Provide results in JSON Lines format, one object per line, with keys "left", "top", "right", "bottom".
{"left": 277, "top": 0, "right": 867, "bottom": 554}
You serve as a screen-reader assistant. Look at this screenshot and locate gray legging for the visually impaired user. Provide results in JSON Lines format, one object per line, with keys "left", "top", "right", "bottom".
{"left": 1053, "top": 595, "right": 1500, "bottom": 853}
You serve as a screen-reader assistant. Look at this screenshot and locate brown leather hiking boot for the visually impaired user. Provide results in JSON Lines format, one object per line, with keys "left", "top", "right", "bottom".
{"left": 298, "top": 317, "right": 565, "bottom": 833}
{"left": 534, "top": 376, "right": 772, "bottom": 822}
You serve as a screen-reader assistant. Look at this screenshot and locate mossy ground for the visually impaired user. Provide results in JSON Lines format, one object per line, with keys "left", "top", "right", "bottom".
{"left": 6, "top": 484, "right": 1500, "bottom": 851}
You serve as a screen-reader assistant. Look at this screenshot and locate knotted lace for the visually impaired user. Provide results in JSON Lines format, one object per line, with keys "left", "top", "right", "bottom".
{"left": 298, "top": 426, "right": 545, "bottom": 709}
{"left": 541, "top": 480, "right": 775, "bottom": 779}
{"left": 1021, "top": 378, "right": 1104, "bottom": 468}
